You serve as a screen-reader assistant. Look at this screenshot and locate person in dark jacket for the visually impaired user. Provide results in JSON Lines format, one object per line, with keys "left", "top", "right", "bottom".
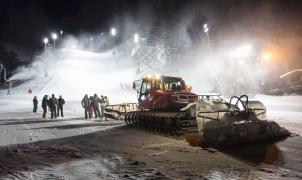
{"left": 42, "top": 95, "right": 49, "bottom": 119}
{"left": 33, "top": 96, "right": 38, "bottom": 113}
{"left": 93, "top": 93, "right": 102, "bottom": 118}
{"left": 81, "top": 94, "right": 90, "bottom": 119}
{"left": 48, "top": 94, "right": 58, "bottom": 119}
{"left": 57, "top": 95, "right": 65, "bottom": 117}
{"left": 89, "top": 96, "right": 94, "bottom": 118}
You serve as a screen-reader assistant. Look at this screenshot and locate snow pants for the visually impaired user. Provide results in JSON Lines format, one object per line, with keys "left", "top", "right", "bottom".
{"left": 89, "top": 106, "right": 93, "bottom": 118}
{"left": 33, "top": 104, "right": 38, "bottom": 113}
{"left": 84, "top": 107, "right": 89, "bottom": 119}
{"left": 100, "top": 105, "right": 106, "bottom": 120}
{"left": 42, "top": 106, "right": 47, "bottom": 118}
{"left": 50, "top": 107, "right": 57, "bottom": 119}
{"left": 57, "top": 106, "right": 63, "bottom": 117}
{"left": 94, "top": 106, "right": 101, "bottom": 118}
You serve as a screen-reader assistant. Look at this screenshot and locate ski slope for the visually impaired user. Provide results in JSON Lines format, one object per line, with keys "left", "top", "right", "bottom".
{"left": 13, "top": 49, "right": 137, "bottom": 102}
{"left": 0, "top": 44, "right": 301, "bottom": 134}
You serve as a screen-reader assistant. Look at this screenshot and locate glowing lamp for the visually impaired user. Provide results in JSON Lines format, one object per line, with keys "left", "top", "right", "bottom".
{"left": 43, "top": 38, "right": 49, "bottom": 44}
{"left": 134, "top": 33, "right": 139, "bottom": 44}
{"left": 262, "top": 52, "right": 272, "bottom": 61}
{"left": 51, "top": 33, "right": 57, "bottom": 40}
{"left": 111, "top": 28, "right": 116, "bottom": 36}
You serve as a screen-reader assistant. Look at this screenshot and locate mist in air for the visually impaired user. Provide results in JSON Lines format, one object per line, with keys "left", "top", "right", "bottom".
{"left": 9, "top": 0, "right": 302, "bottom": 101}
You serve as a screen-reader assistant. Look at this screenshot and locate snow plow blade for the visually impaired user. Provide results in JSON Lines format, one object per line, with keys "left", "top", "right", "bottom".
{"left": 185, "top": 95, "right": 291, "bottom": 148}
{"left": 105, "top": 103, "right": 138, "bottom": 120}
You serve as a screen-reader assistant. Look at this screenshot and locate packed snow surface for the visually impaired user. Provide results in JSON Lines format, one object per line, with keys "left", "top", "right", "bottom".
{"left": 6, "top": 49, "right": 137, "bottom": 103}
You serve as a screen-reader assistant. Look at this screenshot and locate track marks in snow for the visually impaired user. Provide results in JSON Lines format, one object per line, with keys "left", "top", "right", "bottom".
{"left": 0, "top": 140, "right": 167, "bottom": 179}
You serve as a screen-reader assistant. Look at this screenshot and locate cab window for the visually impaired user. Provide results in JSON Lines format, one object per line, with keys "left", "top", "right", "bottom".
{"left": 139, "top": 80, "right": 151, "bottom": 101}
{"left": 162, "top": 79, "right": 182, "bottom": 91}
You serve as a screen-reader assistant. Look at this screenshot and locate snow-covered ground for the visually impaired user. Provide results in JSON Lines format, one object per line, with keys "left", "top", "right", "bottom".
{"left": 0, "top": 49, "right": 138, "bottom": 148}
{"left": 0, "top": 93, "right": 301, "bottom": 179}
{"left": 1, "top": 92, "right": 301, "bottom": 145}
{"left": 256, "top": 95, "right": 302, "bottom": 135}
{"left": 0, "top": 46, "right": 301, "bottom": 179}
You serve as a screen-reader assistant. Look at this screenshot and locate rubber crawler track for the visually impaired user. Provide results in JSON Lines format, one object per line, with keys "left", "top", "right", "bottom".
{"left": 125, "top": 111, "right": 197, "bottom": 135}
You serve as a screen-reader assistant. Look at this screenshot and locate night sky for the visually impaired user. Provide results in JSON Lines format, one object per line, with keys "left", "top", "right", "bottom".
{"left": 0, "top": 0, "right": 302, "bottom": 48}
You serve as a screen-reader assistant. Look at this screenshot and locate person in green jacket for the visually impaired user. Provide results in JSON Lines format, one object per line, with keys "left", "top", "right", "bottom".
{"left": 104, "top": 96, "right": 109, "bottom": 107}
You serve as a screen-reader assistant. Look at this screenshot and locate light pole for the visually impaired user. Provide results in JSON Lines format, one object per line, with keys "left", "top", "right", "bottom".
{"left": 60, "top": 30, "right": 63, "bottom": 39}
{"left": 51, "top": 33, "right": 57, "bottom": 54}
{"left": 43, "top": 38, "right": 49, "bottom": 56}
{"left": 90, "top": 37, "right": 93, "bottom": 51}
{"left": 134, "top": 33, "right": 140, "bottom": 73}
{"left": 134, "top": 33, "right": 139, "bottom": 53}
{"left": 202, "top": 23, "right": 223, "bottom": 94}
{"left": 111, "top": 28, "right": 116, "bottom": 54}
{"left": 2, "top": 67, "right": 11, "bottom": 95}
{"left": 203, "top": 24, "right": 210, "bottom": 49}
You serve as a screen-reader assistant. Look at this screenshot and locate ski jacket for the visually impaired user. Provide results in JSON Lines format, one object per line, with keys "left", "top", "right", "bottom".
{"left": 81, "top": 97, "right": 90, "bottom": 108}
{"left": 103, "top": 97, "right": 109, "bottom": 106}
{"left": 48, "top": 98, "right": 58, "bottom": 109}
{"left": 33, "top": 98, "right": 38, "bottom": 105}
{"left": 42, "top": 97, "right": 48, "bottom": 108}
{"left": 58, "top": 98, "right": 65, "bottom": 108}
{"left": 93, "top": 97, "right": 103, "bottom": 107}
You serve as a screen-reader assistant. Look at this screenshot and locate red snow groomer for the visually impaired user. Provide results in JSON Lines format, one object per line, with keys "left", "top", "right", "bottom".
{"left": 126, "top": 75, "right": 198, "bottom": 134}
{"left": 135, "top": 75, "right": 197, "bottom": 111}
{"left": 124, "top": 75, "right": 290, "bottom": 148}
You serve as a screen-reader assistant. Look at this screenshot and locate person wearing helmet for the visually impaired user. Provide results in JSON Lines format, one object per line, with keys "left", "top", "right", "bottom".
{"left": 57, "top": 95, "right": 65, "bottom": 117}
{"left": 33, "top": 96, "right": 38, "bottom": 113}
{"left": 81, "top": 94, "right": 90, "bottom": 119}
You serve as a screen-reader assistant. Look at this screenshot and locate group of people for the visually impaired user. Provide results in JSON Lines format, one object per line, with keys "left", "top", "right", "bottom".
{"left": 33, "top": 93, "right": 109, "bottom": 120}
{"left": 81, "top": 93, "right": 109, "bottom": 120}
{"left": 33, "top": 94, "right": 65, "bottom": 119}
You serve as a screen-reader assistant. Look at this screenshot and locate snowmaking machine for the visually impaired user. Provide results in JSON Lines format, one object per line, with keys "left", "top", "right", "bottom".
{"left": 123, "top": 75, "right": 290, "bottom": 148}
